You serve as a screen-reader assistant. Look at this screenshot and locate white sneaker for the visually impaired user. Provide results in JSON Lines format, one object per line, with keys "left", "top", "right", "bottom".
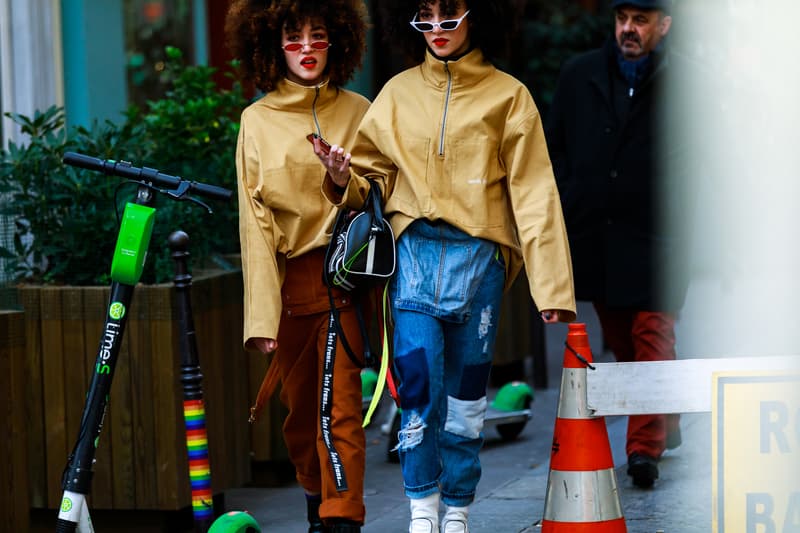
{"left": 441, "top": 505, "right": 469, "bottom": 533}
{"left": 410, "top": 517, "right": 437, "bottom": 533}
{"left": 409, "top": 493, "right": 440, "bottom": 533}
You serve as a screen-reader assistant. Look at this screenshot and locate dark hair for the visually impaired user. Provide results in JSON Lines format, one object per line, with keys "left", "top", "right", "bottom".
{"left": 379, "top": 0, "right": 512, "bottom": 64}
{"left": 225, "top": 0, "right": 369, "bottom": 93}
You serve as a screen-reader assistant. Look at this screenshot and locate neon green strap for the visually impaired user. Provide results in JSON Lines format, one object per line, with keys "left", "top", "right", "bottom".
{"left": 362, "top": 284, "right": 390, "bottom": 427}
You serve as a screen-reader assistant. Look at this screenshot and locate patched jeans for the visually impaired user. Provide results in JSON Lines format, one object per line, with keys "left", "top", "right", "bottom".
{"left": 389, "top": 219, "right": 505, "bottom": 507}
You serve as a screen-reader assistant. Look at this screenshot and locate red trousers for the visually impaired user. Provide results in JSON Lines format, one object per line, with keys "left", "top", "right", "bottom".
{"left": 274, "top": 250, "right": 366, "bottom": 523}
{"left": 593, "top": 303, "right": 680, "bottom": 459}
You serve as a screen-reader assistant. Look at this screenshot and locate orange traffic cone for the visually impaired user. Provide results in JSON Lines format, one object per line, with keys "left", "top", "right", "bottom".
{"left": 542, "top": 323, "right": 626, "bottom": 532}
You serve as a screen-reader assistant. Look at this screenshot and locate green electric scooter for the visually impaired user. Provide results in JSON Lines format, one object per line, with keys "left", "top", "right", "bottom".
{"left": 56, "top": 152, "right": 259, "bottom": 533}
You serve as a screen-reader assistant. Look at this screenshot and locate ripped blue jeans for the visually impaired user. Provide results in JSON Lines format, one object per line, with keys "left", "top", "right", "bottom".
{"left": 389, "top": 219, "right": 504, "bottom": 507}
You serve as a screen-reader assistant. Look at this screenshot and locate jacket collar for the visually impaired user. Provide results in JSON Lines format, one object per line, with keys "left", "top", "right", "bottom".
{"left": 263, "top": 78, "right": 338, "bottom": 111}
{"left": 420, "top": 48, "right": 495, "bottom": 89}
{"left": 602, "top": 37, "right": 669, "bottom": 83}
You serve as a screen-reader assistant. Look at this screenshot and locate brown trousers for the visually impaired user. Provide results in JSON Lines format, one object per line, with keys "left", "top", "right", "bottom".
{"left": 274, "top": 249, "right": 366, "bottom": 523}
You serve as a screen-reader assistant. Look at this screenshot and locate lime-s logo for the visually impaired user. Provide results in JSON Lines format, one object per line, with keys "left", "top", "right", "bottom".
{"left": 109, "top": 302, "right": 126, "bottom": 320}
{"left": 97, "top": 315, "right": 122, "bottom": 375}
{"left": 61, "top": 497, "right": 73, "bottom": 513}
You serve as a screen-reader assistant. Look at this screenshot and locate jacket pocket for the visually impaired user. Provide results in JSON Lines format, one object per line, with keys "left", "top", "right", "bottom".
{"left": 448, "top": 138, "right": 504, "bottom": 229}
{"left": 260, "top": 164, "right": 325, "bottom": 218}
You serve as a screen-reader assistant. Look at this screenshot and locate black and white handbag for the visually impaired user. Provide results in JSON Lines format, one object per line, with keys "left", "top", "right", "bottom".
{"left": 324, "top": 178, "right": 396, "bottom": 292}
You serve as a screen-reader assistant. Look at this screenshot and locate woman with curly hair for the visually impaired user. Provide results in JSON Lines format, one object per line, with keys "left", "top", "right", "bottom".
{"left": 315, "top": 1, "right": 576, "bottom": 532}
{"left": 225, "top": 1, "right": 370, "bottom": 531}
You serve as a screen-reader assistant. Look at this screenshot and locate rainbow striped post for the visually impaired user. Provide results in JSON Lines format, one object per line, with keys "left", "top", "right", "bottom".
{"left": 184, "top": 398, "right": 213, "bottom": 524}
{"left": 171, "top": 232, "right": 218, "bottom": 532}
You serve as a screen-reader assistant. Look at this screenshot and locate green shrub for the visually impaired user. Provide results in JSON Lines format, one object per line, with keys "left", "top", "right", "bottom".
{"left": 131, "top": 47, "right": 245, "bottom": 264}
{"left": 0, "top": 106, "right": 139, "bottom": 285}
{"left": 0, "top": 48, "right": 247, "bottom": 285}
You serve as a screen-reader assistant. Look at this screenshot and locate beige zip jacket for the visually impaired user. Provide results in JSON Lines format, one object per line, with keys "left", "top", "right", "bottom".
{"left": 237, "top": 79, "right": 370, "bottom": 345}
{"left": 324, "top": 49, "right": 576, "bottom": 320}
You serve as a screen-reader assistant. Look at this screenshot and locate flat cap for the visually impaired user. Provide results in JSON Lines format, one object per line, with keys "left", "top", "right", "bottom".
{"left": 612, "top": 0, "right": 673, "bottom": 13}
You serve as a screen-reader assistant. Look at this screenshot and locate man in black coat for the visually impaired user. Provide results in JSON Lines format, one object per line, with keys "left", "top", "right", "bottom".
{"left": 546, "top": 0, "right": 689, "bottom": 489}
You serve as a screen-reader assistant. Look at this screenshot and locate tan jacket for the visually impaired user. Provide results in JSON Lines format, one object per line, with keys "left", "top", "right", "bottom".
{"left": 324, "top": 49, "right": 576, "bottom": 319}
{"left": 237, "top": 79, "right": 370, "bottom": 345}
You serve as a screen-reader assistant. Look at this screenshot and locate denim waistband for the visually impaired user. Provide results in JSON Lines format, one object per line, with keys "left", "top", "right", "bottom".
{"left": 392, "top": 219, "right": 500, "bottom": 322}
{"left": 409, "top": 218, "right": 480, "bottom": 242}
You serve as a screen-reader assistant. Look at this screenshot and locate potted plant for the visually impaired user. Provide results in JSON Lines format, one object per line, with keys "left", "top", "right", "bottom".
{"left": 0, "top": 49, "right": 267, "bottom": 516}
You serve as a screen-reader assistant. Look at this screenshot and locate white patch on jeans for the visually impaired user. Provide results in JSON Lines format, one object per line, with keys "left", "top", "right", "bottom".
{"left": 445, "top": 396, "right": 487, "bottom": 439}
{"left": 478, "top": 305, "right": 493, "bottom": 339}
{"left": 394, "top": 411, "right": 427, "bottom": 451}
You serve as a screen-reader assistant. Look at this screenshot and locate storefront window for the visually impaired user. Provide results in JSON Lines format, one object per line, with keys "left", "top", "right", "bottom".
{"left": 124, "top": 0, "right": 195, "bottom": 108}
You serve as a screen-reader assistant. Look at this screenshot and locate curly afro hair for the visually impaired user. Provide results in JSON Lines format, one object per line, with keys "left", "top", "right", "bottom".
{"left": 379, "top": 0, "right": 513, "bottom": 65}
{"left": 225, "top": 0, "right": 369, "bottom": 93}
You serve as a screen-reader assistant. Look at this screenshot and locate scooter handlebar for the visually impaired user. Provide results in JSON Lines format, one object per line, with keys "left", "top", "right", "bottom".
{"left": 63, "top": 151, "right": 232, "bottom": 202}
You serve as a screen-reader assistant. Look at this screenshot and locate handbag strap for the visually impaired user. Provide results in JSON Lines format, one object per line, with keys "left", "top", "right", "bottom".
{"left": 365, "top": 178, "right": 387, "bottom": 232}
{"left": 326, "top": 285, "right": 366, "bottom": 368}
{"left": 248, "top": 352, "right": 281, "bottom": 423}
{"left": 361, "top": 283, "right": 392, "bottom": 427}
{"left": 321, "top": 309, "right": 349, "bottom": 492}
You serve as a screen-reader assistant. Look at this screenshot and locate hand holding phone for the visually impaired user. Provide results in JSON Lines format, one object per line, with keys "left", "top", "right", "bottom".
{"left": 307, "top": 133, "right": 331, "bottom": 155}
{"left": 308, "top": 133, "right": 350, "bottom": 188}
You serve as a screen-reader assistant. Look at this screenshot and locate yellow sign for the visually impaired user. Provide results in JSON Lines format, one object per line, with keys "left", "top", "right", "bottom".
{"left": 712, "top": 372, "right": 800, "bottom": 532}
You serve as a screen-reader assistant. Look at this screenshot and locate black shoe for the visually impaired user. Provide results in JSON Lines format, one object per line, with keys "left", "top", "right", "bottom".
{"left": 328, "top": 519, "right": 361, "bottom": 532}
{"left": 627, "top": 452, "right": 659, "bottom": 488}
{"left": 307, "top": 496, "right": 325, "bottom": 533}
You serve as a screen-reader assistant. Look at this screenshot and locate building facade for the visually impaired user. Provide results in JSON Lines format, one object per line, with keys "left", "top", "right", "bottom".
{"left": 0, "top": 0, "right": 374, "bottom": 148}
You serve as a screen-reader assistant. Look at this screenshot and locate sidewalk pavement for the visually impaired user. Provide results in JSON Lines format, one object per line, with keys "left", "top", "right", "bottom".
{"left": 227, "top": 391, "right": 711, "bottom": 533}
{"left": 225, "top": 312, "right": 712, "bottom": 533}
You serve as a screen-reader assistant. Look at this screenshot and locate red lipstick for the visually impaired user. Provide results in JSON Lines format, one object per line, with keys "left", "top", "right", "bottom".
{"left": 300, "top": 56, "right": 317, "bottom": 69}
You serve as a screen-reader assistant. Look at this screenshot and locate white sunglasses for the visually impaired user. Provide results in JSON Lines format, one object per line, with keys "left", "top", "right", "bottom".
{"left": 409, "top": 10, "right": 470, "bottom": 32}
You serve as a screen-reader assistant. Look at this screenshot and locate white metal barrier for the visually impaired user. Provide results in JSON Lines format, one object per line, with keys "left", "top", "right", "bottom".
{"left": 585, "top": 355, "right": 800, "bottom": 417}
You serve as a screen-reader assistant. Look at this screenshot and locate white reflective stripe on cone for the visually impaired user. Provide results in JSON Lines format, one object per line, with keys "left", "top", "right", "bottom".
{"left": 543, "top": 468, "right": 624, "bottom": 522}
{"left": 556, "top": 367, "right": 595, "bottom": 419}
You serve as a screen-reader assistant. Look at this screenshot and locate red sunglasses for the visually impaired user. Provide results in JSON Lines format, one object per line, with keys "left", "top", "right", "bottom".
{"left": 282, "top": 41, "right": 331, "bottom": 52}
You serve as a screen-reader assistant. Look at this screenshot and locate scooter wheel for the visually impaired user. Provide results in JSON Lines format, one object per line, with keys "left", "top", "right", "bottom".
{"left": 208, "top": 510, "right": 261, "bottom": 533}
{"left": 497, "top": 421, "right": 527, "bottom": 441}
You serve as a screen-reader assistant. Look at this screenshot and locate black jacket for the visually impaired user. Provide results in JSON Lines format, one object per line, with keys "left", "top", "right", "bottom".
{"left": 546, "top": 38, "right": 691, "bottom": 311}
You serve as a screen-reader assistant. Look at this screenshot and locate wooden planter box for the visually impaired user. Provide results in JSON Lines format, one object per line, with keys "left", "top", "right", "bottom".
{"left": 17, "top": 270, "right": 255, "bottom": 511}
{"left": 0, "top": 310, "right": 29, "bottom": 532}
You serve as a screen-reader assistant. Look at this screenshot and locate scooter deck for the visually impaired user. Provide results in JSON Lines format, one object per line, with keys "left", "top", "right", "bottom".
{"left": 379, "top": 404, "right": 531, "bottom": 434}
{"left": 483, "top": 407, "right": 531, "bottom": 428}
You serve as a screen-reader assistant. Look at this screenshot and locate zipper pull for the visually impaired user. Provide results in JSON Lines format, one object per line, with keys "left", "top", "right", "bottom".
{"left": 628, "top": 87, "right": 634, "bottom": 98}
